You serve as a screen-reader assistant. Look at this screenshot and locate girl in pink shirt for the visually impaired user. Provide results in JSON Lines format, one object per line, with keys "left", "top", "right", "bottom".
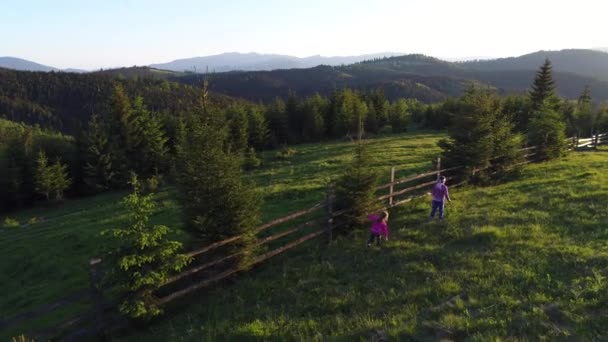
{"left": 367, "top": 211, "right": 389, "bottom": 247}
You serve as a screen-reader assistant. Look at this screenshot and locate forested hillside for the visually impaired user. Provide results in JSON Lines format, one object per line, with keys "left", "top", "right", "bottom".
{"left": 0, "top": 68, "right": 203, "bottom": 133}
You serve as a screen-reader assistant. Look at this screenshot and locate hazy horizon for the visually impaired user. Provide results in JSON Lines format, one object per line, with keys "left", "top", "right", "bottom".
{"left": 2, "top": 0, "right": 607, "bottom": 69}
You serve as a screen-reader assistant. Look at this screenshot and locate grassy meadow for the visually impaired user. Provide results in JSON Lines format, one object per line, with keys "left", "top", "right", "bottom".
{"left": 2, "top": 133, "right": 607, "bottom": 340}
{"left": 0, "top": 131, "right": 443, "bottom": 339}
{"left": 119, "top": 150, "right": 608, "bottom": 341}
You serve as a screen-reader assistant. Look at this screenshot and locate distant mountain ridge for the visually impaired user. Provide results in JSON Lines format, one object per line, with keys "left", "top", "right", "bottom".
{"left": 6, "top": 49, "right": 608, "bottom": 104}
{"left": 0, "top": 57, "right": 58, "bottom": 72}
{"left": 148, "top": 52, "right": 406, "bottom": 72}
{"left": 461, "top": 49, "right": 608, "bottom": 82}
{"left": 167, "top": 51, "right": 608, "bottom": 103}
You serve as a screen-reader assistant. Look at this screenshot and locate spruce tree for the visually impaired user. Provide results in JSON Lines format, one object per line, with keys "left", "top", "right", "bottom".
{"left": 578, "top": 85, "right": 592, "bottom": 105}
{"left": 34, "top": 150, "right": 72, "bottom": 201}
{"left": 335, "top": 114, "right": 379, "bottom": 230}
{"left": 530, "top": 59, "right": 558, "bottom": 110}
{"left": 285, "top": 91, "right": 302, "bottom": 143}
{"left": 438, "top": 87, "right": 524, "bottom": 181}
{"left": 389, "top": 99, "right": 410, "bottom": 133}
{"left": 368, "top": 88, "right": 389, "bottom": 128}
{"left": 246, "top": 106, "right": 270, "bottom": 150}
{"left": 528, "top": 106, "right": 568, "bottom": 159}
{"left": 34, "top": 151, "right": 53, "bottom": 201}
{"left": 335, "top": 89, "right": 368, "bottom": 137}
{"left": 502, "top": 95, "right": 532, "bottom": 133}
{"left": 102, "top": 175, "right": 190, "bottom": 319}
{"left": 107, "top": 84, "right": 136, "bottom": 183}
{"left": 132, "top": 97, "right": 169, "bottom": 176}
{"left": 596, "top": 105, "right": 608, "bottom": 133}
{"left": 50, "top": 158, "right": 71, "bottom": 201}
{"left": 225, "top": 105, "right": 249, "bottom": 153}
{"left": 176, "top": 106, "right": 261, "bottom": 267}
{"left": 574, "top": 86, "right": 594, "bottom": 137}
{"left": 300, "top": 94, "right": 327, "bottom": 141}
{"left": 265, "top": 98, "right": 289, "bottom": 147}
{"left": 84, "top": 113, "right": 115, "bottom": 192}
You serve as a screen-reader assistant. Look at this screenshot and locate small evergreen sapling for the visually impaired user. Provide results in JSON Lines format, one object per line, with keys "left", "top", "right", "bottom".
{"left": 103, "top": 175, "right": 191, "bottom": 319}
{"left": 34, "top": 150, "right": 72, "bottom": 201}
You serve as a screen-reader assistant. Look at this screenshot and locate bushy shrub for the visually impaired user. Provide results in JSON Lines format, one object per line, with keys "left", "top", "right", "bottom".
{"left": 143, "top": 174, "right": 163, "bottom": 194}
{"left": 243, "top": 147, "right": 262, "bottom": 170}
{"left": 3, "top": 217, "right": 19, "bottom": 228}
{"left": 275, "top": 145, "right": 297, "bottom": 160}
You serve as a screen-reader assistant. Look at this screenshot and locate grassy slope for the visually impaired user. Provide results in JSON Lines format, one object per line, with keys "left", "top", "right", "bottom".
{"left": 0, "top": 132, "right": 443, "bottom": 339}
{"left": 121, "top": 151, "right": 608, "bottom": 341}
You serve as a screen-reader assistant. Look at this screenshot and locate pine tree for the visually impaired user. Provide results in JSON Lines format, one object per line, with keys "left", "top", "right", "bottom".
{"left": 368, "top": 89, "right": 389, "bottom": 128}
{"left": 265, "top": 98, "right": 288, "bottom": 147}
{"left": 365, "top": 106, "right": 379, "bottom": 134}
{"left": 34, "top": 150, "right": 71, "bottom": 201}
{"left": 285, "top": 91, "right": 302, "bottom": 143}
{"left": 246, "top": 106, "right": 270, "bottom": 150}
{"left": 34, "top": 151, "right": 53, "bottom": 201}
{"left": 502, "top": 95, "right": 532, "bottom": 133}
{"left": 596, "top": 105, "right": 608, "bottom": 133}
{"left": 530, "top": 59, "right": 558, "bottom": 110}
{"left": 225, "top": 105, "right": 249, "bottom": 153}
{"left": 389, "top": 99, "right": 410, "bottom": 133}
{"left": 50, "top": 158, "right": 71, "bottom": 201}
{"left": 335, "top": 114, "right": 379, "bottom": 230}
{"left": 132, "top": 97, "right": 169, "bottom": 176}
{"left": 300, "top": 94, "right": 327, "bottom": 141}
{"left": 102, "top": 175, "right": 190, "bottom": 319}
{"left": 243, "top": 147, "right": 262, "bottom": 170}
{"left": 107, "top": 84, "right": 142, "bottom": 183}
{"left": 573, "top": 86, "right": 595, "bottom": 137}
{"left": 84, "top": 113, "right": 115, "bottom": 192}
{"left": 335, "top": 89, "right": 368, "bottom": 137}
{"left": 578, "top": 85, "right": 592, "bottom": 105}
{"left": 176, "top": 107, "right": 261, "bottom": 267}
{"left": 528, "top": 106, "right": 568, "bottom": 159}
{"left": 438, "top": 87, "right": 524, "bottom": 181}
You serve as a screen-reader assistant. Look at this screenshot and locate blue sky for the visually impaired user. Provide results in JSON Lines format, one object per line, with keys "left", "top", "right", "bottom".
{"left": 1, "top": 0, "right": 607, "bottom": 69}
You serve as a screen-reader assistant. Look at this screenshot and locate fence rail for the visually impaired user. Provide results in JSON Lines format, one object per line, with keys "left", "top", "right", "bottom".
{"left": 7, "top": 133, "right": 607, "bottom": 340}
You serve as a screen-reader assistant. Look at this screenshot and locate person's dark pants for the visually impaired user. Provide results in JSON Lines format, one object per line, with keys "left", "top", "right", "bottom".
{"left": 367, "top": 233, "right": 381, "bottom": 246}
{"left": 430, "top": 200, "right": 445, "bottom": 220}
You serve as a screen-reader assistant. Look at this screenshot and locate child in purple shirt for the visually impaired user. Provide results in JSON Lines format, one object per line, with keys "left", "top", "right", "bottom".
{"left": 367, "top": 211, "right": 389, "bottom": 247}
{"left": 429, "top": 176, "right": 451, "bottom": 221}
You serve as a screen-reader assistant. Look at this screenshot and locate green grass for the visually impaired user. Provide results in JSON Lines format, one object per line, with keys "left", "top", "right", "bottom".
{"left": 0, "top": 131, "right": 443, "bottom": 339}
{"left": 252, "top": 132, "right": 443, "bottom": 220}
{"left": 4, "top": 133, "right": 606, "bottom": 340}
{"left": 119, "top": 151, "right": 608, "bottom": 341}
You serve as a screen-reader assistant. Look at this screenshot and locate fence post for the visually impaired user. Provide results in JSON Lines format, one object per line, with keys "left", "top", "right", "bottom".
{"left": 571, "top": 135, "right": 576, "bottom": 150}
{"left": 89, "top": 258, "right": 105, "bottom": 338}
{"left": 388, "top": 167, "right": 395, "bottom": 207}
{"left": 436, "top": 157, "right": 441, "bottom": 180}
{"left": 594, "top": 132, "right": 599, "bottom": 150}
{"left": 326, "top": 184, "right": 334, "bottom": 244}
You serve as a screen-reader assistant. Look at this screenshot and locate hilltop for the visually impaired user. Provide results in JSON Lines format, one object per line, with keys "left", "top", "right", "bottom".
{"left": 0, "top": 57, "right": 58, "bottom": 72}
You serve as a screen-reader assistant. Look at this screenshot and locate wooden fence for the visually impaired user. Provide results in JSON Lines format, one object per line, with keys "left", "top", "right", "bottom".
{"left": 573, "top": 133, "right": 608, "bottom": 149}
{"left": 4, "top": 134, "right": 606, "bottom": 340}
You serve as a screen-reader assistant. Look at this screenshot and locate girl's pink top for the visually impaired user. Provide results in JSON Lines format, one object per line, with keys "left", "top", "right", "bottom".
{"left": 368, "top": 215, "right": 389, "bottom": 238}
